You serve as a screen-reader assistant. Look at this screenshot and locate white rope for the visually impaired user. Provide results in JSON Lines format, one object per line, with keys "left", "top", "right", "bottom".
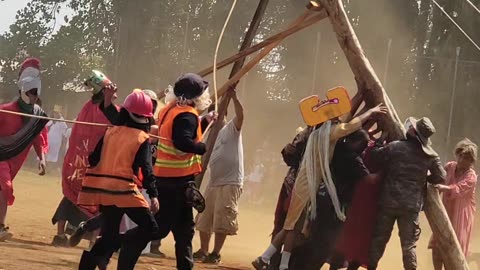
{"left": 213, "top": 0, "right": 238, "bottom": 112}
{"left": 465, "top": 0, "right": 480, "bottom": 15}
{"left": 304, "top": 121, "right": 345, "bottom": 221}
{"left": 0, "top": 109, "right": 165, "bottom": 140}
{"left": 432, "top": 0, "right": 480, "bottom": 52}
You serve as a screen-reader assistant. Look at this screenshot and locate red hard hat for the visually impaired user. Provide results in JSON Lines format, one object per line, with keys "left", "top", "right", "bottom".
{"left": 123, "top": 89, "right": 154, "bottom": 117}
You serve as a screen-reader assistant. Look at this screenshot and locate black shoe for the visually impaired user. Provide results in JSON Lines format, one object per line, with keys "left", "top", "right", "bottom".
{"left": 69, "top": 221, "right": 87, "bottom": 247}
{"left": 52, "top": 234, "right": 69, "bottom": 247}
{"left": 203, "top": 252, "right": 221, "bottom": 264}
{"left": 193, "top": 249, "right": 207, "bottom": 261}
{"left": 150, "top": 248, "right": 167, "bottom": 258}
{"left": 252, "top": 257, "right": 269, "bottom": 270}
{"left": 0, "top": 224, "right": 13, "bottom": 242}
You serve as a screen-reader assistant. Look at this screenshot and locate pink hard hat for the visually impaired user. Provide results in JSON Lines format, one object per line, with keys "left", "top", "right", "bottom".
{"left": 123, "top": 89, "right": 154, "bottom": 117}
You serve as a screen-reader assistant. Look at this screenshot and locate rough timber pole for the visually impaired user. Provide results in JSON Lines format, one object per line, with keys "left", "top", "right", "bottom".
{"left": 318, "top": 0, "right": 403, "bottom": 141}
{"left": 195, "top": 0, "right": 271, "bottom": 187}
{"left": 317, "top": 0, "right": 469, "bottom": 269}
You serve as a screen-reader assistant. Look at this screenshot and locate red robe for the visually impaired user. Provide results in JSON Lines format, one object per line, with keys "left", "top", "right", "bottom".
{"left": 62, "top": 100, "right": 116, "bottom": 217}
{"left": 334, "top": 142, "right": 383, "bottom": 267}
{"left": 0, "top": 102, "right": 48, "bottom": 205}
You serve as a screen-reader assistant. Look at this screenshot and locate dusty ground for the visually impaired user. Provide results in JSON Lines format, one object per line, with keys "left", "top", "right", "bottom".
{"left": 1, "top": 170, "right": 480, "bottom": 270}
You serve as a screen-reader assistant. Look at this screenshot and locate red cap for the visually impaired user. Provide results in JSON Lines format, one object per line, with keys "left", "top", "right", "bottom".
{"left": 123, "top": 89, "right": 154, "bottom": 117}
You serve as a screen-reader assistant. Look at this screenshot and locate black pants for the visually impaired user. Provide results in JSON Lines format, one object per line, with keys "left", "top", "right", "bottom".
{"left": 289, "top": 194, "right": 344, "bottom": 270}
{"left": 79, "top": 206, "right": 158, "bottom": 270}
{"left": 82, "top": 206, "right": 163, "bottom": 252}
{"left": 155, "top": 176, "right": 195, "bottom": 270}
{"left": 83, "top": 214, "right": 103, "bottom": 231}
{"left": 52, "top": 197, "right": 89, "bottom": 227}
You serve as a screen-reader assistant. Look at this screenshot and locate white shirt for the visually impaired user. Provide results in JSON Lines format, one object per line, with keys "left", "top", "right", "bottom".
{"left": 45, "top": 118, "right": 68, "bottom": 162}
{"left": 209, "top": 120, "right": 244, "bottom": 186}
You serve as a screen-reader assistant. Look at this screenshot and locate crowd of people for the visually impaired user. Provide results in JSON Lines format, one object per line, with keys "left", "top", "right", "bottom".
{"left": 0, "top": 58, "right": 247, "bottom": 270}
{"left": 252, "top": 115, "right": 477, "bottom": 270}
{"left": 0, "top": 57, "right": 477, "bottom": 270}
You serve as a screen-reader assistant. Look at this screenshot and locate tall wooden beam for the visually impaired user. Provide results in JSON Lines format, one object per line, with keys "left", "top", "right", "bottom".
{"left": 195, "top": 0, "right": 271, "bottom": 187}
{"left": 317, "top": 0, "right": 468, "bottom": 269}
{"left": 318, "top": 0, "right": 403, "bottom": 141}
{"left": 424, "top": 185, "right": 470, "bottom": 269}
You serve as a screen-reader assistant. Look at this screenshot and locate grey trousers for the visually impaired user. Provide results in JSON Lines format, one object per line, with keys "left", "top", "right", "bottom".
{"left": 368, "top": 207, "right": 421, "bottom": 270}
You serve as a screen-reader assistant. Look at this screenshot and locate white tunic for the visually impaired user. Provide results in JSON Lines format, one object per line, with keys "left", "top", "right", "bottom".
{"left": 46, "top": 118, "right": 68, "bottom": 162}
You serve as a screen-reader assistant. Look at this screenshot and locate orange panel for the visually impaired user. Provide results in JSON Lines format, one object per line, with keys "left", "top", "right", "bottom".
{"left": 299, "top": 86, "right": 352, "bottom": 126}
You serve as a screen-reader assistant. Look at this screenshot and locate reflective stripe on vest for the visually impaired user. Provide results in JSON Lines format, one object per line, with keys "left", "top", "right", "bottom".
{"left": 77, "top": 126, "right": 149, "bottom": 208}
{"left": 154, "top": 102, "right": 203, "bottom": 177}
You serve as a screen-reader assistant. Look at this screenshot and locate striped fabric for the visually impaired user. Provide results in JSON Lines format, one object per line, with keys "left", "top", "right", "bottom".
{"left": 0, "top": 104, "right": 48, "bottom": 161}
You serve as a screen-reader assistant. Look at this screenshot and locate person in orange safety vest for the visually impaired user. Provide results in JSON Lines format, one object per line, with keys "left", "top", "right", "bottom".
{"left": 154, "top": 73, "right": 216, "bottom": 270}
{"left": 77, "top": 89, "right": 160, "bottom": 270}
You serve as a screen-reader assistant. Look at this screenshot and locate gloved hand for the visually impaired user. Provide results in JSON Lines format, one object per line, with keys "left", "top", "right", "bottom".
{"left": 185, "top": 183, "right": 206, "bottom": 213}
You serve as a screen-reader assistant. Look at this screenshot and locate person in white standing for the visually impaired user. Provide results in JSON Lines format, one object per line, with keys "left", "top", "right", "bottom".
{"left": 45, "top": 109, "right": 68, "bottom": 168}
{"left": 64, "top": 124, "right": 72, "bottom": 154}
{"left": 193, "top": 88, "right": 244, "bottom": 264}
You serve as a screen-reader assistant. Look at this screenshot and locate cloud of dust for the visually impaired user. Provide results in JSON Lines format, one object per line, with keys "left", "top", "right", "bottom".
{"left": 27, "top": 2, "right": 480, "bottom": 268}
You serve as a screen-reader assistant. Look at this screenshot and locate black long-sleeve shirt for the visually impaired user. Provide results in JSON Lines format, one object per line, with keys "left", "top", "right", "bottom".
{"left": 171, "top": 112, "right": 208, "bottom": 155}
{"left": 99, "top": 102, "right": 120, "bottom": 125}
{"left": 89, "top": 136, "right": 158, "bottom": 199}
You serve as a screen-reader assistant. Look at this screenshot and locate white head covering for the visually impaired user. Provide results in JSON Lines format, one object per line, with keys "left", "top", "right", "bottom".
{"left": 18, "top": 76, "right": 41, "bottom": 94}
{"left": 17, "top": 58, "right": 42, "bottom": 104}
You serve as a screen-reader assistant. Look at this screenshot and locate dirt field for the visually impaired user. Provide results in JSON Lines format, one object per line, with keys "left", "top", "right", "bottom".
{"left": 1, "top": 170, "right": 480, "bottom": 270}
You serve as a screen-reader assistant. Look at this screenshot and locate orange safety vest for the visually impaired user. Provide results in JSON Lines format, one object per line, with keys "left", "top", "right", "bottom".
{"left": 77, "top": 126, "right": 149, "bottom": 208}
{"left": 154, "top": 102, "right": 203, "bottom": 177}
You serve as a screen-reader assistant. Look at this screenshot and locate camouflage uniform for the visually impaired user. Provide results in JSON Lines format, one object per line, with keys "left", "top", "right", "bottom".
{"left": 368, "top": 139, "right": 446, "bottom": 270}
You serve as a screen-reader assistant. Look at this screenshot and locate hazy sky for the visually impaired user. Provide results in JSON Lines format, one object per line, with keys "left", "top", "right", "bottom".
{"left": 0, "top": 0, "right": 71, "bottom": 36}
{"left": 0, "top": 0, "right": 31, "bottom": 34}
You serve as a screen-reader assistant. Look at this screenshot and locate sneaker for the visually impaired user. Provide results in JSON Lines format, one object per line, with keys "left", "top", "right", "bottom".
{"left": 69, "top": 221, "right": 87, "bottom": 247}
{"left": 252, "top": 257, "right": 269, "bottom": 270}
{"left": 203, "top": 252, "right": 221, "bottom": 264}
{"left": 150, "top": 248, "right": 167, "bottom": 258}
{"left": 0, "top": 225, "right": 13, "bottom": 242}
{"left": 193, "top": 249, "right": 207, "bottom": 261}
{"left": 52, "top": 234, "right": 69, "bottom": 247}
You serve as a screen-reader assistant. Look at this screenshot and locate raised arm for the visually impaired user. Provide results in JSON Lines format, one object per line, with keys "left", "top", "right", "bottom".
{"left": 331, "top": 103, "right": 388, "bottom": 141}
{"left": 229, "top": 89, "right": 244, "bottom": 131}
{"left": 356, "top": 103, "right": 388, "bottom": 126}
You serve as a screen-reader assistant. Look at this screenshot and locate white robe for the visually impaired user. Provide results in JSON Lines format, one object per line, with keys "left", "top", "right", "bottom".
{"left": 46, "top": 118, "right": 68, "bottom": 162}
